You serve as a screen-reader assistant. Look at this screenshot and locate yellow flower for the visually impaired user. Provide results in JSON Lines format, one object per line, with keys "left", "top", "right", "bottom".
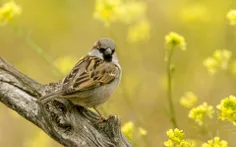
{"left": 24, "top": 130, "right": 51, "bottom": 147}
{"left": 203, "top": 57, "right": 219, "bottom": 75}
{"left": 202, "top": 137, "right": 228, "bottom": 147}
{"left": 164, "top": 128, "right": 191, "bottom": 147}
{"left": 227, "top": 9, "right": 236, "bottom": 26}
{"left": 54, "top": 56, "right": 78, "bottom": 75}
{"left": 203, "top": 49, "right": 232, "bottom": 75}
{"left": 127, "top": 19, "right": 150, "bottom": 43}
{"left": 180, "top": 91, "right": 198, "bottom": 108}
{"left": 188, "top": 102, "right": 214, "bottom": 126}
{"left": 217, "top": 95, "right": 236, "bottom": 125}
{"left": 93, "top": 0, "right": 121, "bottom": 27}
{"left": 165, "top": 32, "right": 187, "bottom": 51}
{"left": 213, "top": 49, "right": 232, "bottom": 69}
{"left": 138, "top": 127, "right": 147, "bottom": 136}
{"left": 0, "top": 1, "right": 21, "bottom": 25}
{"left": 121, "top": 121, "right": 134, "bottom": 140}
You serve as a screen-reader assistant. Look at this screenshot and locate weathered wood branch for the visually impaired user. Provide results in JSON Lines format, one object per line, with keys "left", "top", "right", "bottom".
{"left": 0, "top": 57, "right": 132, "bottom": 147}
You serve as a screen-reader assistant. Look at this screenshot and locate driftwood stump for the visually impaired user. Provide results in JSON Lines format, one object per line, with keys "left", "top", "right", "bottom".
{"left": 0, "top": 57, "right": 132, "bottom": 147}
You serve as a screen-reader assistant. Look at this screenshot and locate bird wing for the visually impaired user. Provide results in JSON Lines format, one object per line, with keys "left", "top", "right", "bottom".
{"left": 61, "top": 56, "right": 118, "bottom": 95}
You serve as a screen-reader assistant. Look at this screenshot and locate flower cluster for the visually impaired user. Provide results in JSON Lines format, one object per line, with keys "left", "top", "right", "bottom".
{"left": 188, "top": 102, "right": 214, "bottom": 126}
{"left": 93, "top": 0, "right": 121, "bottom": 27}
{"left": 0, "top": 1, "right": 21, "bottom": 25}
{"left": 164, "top": 128, "right": 191, "bottom": 147}
{"left": 165, "top": 32, "right": 187, "bottom": 51}
{"left": 227, "top": 9, "right": 236, "bottom": 26}
{"left": 202, "top": 137, "right": 228, "bottom": 147}
{"left": 217, "top": 95, "right": 236, "bottom": 125}
{"left": 203, "top": 49, "right": 232, "bottom": 75}
{"left": 180, "top": 91, "right": 198, "bottom": 108}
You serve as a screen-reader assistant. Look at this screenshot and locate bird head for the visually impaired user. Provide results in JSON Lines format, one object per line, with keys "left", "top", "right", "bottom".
{"left": 89, "top": 38, "right": 118, "bottom": 63}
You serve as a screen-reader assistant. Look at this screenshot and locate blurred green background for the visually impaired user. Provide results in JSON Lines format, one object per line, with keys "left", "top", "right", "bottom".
{"left": 1, "top": 0, "right": 236, "bottom": 146}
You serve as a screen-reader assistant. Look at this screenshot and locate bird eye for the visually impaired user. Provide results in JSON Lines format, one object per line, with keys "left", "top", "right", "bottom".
{"left": 99, "top": 48, "right": 106, "bottom": 52}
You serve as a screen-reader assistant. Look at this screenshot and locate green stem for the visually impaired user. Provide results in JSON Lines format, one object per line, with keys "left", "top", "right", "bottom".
{"left": 166, "top": 45, "right": 178, "bottom": 128}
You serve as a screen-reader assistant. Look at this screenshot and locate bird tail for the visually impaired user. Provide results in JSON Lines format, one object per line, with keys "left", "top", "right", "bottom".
{"left": 38, "top": 91, "right": 62, "bottom": 104}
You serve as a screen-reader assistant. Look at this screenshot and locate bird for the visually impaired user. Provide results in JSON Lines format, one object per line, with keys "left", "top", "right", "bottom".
{"left": 39, "top": 38, "right": 122, "bottom": 120}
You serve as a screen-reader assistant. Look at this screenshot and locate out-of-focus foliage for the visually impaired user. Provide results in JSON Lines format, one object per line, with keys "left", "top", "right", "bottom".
{"left": 0, "top": 1, "right": 21, "bottom": 25}
{"left": 202, "top": 137, "right": 228, "bottom": 147}
{"left": 122, "top": 121, "right": 134, "bottom": 140}
{"left": 127, "top": 19, "right": 150, "bottom": 43}
{"left": 227, "top": 9, "right": 236, "bottom": 26}
{"left": 94, "top": 0, "right": 146, "bottom": 26}
{"left": 203, "top": 49, "right": 232, "bottom": 75}
{"left": 1, "top": 0, "right": 236, "bottom": 146}
{"left": 94, "top": 0, "right": 150, "bottom": 43}
{"left": 180, "top": 91, "right": 198, "bottom": 109}
{"left": 179, "top": 3, "right": 209, "bottom": 24}
{"left": 229, "top": 60, "right": 236, "bottom": 75}
{"left": 187, "top": 139, "right": 197, "bottom": 147}
{"left": 138, "top": 127, "right": 147, "bottom": 136}
{"left": 121, "top": 121, "right": 147, "bottom": 144}
{"left": 93, "top": 0, "right": 121, "bottom": 27}
{"left": 188, "top": 103, "right": 214, "bottom": 126}
{"left": 217, "top": 95, "right": 236, "bottom": 125}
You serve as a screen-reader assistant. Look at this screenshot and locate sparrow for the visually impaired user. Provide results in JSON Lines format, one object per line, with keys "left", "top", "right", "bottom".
{"left": 39, "top": 38, "right": 121, "bottom": 120}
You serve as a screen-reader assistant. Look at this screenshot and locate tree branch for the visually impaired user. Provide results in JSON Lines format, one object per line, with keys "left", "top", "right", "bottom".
{"left": 0, "top": 57, "right": 132, "bottom": 147}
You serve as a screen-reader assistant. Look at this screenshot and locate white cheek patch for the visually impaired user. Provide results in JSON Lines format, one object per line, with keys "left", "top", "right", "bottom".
{"left": 88, "top": 49, "right": 104, "bottom": 60}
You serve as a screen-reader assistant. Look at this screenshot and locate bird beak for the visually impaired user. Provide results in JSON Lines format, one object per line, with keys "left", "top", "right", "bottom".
{"left": 104, "top": 48, "right": 112, "bottom": 56}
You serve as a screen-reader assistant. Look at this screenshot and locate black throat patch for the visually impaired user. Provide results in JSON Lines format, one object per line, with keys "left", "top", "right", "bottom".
{"left": 103, "top": 55, "right": 112, "bottom": 62}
